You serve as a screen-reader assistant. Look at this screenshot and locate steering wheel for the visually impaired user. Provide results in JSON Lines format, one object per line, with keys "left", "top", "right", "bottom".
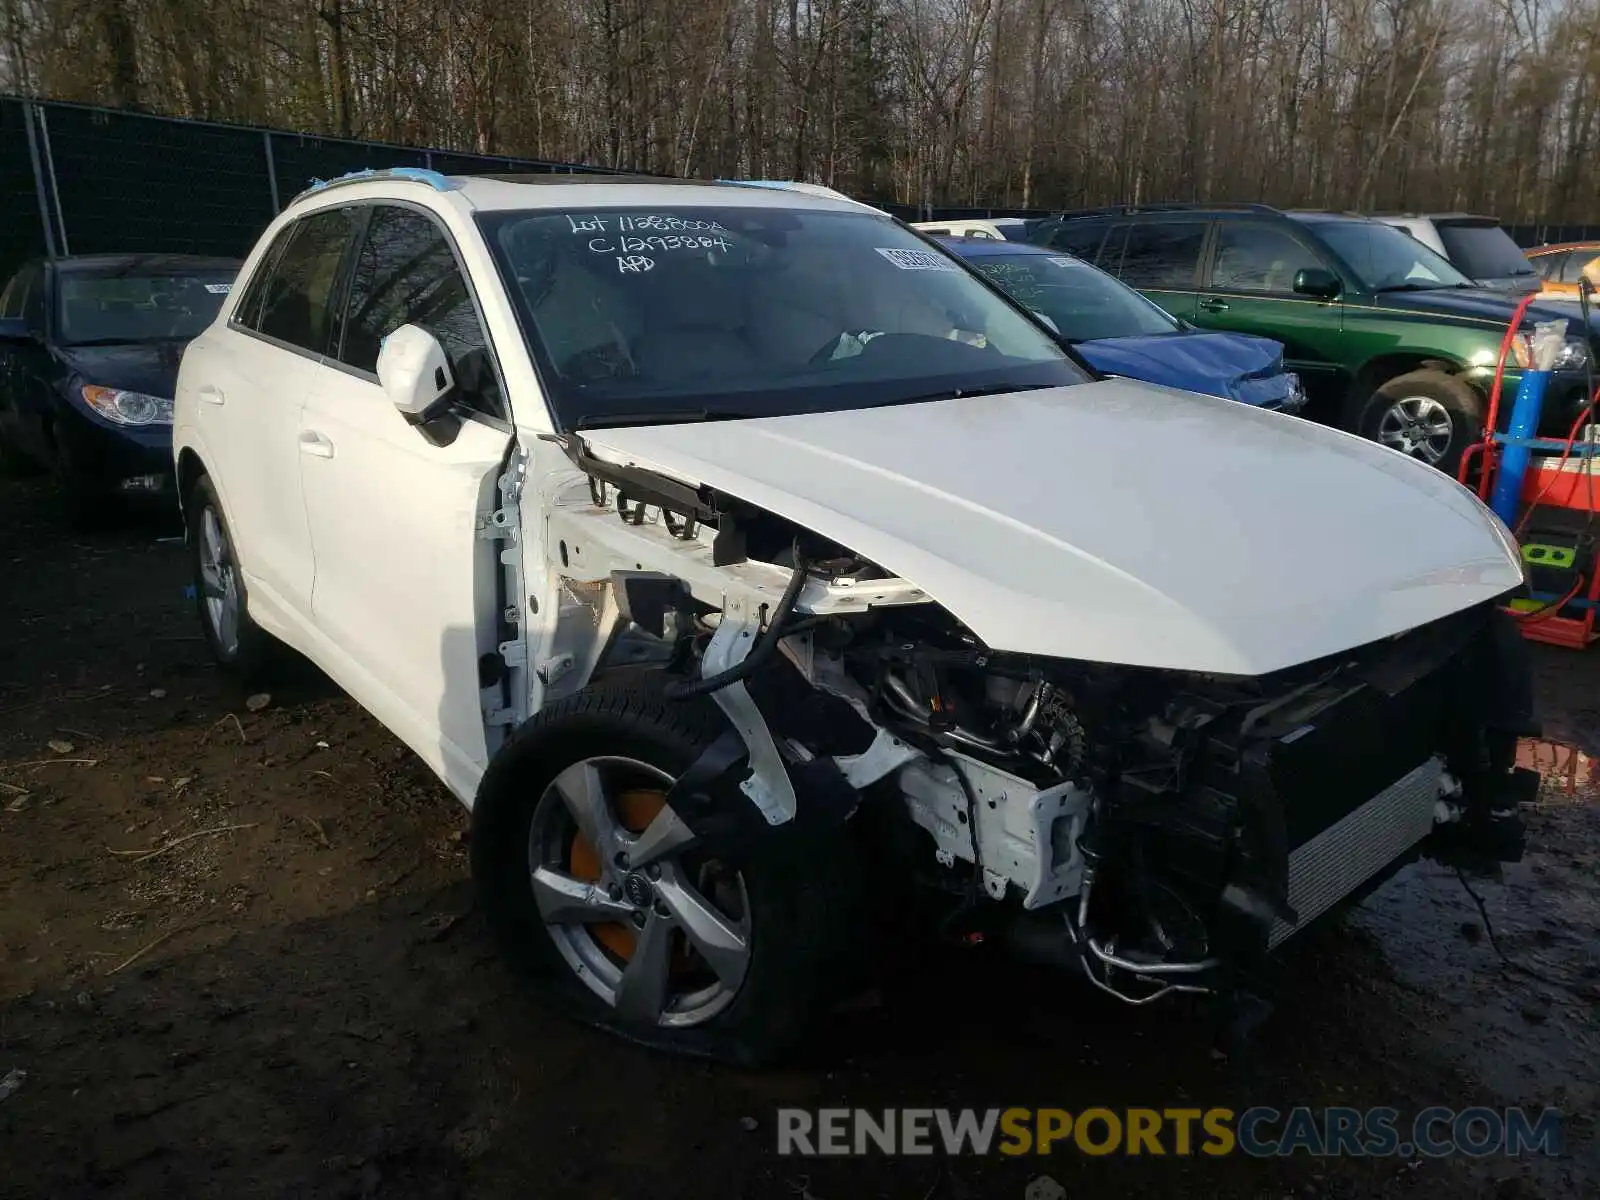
{"left": 807, "top": 329, "right": 886, "bottom": 366}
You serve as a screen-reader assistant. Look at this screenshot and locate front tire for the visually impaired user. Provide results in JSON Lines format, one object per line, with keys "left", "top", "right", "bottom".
{"left": 471, "top": 677, "right": 861, "bottom": 1066}
{"left": 186, "top": 474, "right": 274, "bottom": 680}
{"left": 1357, "top": 370, "right": 1483, "bottom": 475}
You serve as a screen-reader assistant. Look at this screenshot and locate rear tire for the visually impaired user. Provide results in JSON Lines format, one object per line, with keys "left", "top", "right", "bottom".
{"left": 471, "top": 675, "right": 862, "bottom": 1067}
{"left": 1357, "top": 370, "right": 1483, "bottom": 475}
{"left": 186, "top": 474, "right": 274, "bottom": 681}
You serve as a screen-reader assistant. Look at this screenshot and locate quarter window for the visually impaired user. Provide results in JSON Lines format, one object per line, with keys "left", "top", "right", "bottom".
{"left": 1559, "top": 252, "right": 1598, "bottom": 285}
{"left": 255, "top": 207, "right": 362, "bottom": 354}
{"left": 0, "top": 264, "right": 41, "bottom": 328}
{"left": 21, "top": 267, "right": 45, "bottom": 330}
{"left": 1532, "top": 251, "right": 1567, "bottom": 281}
{"left": 1119, "top": 222, "right": 1206, "bottom": 289}
{"left": 232, "top": 228, "right": 294, "bottom": 332}
{"left": 1210, "top": 223, "right": 1323, "bottom": 293}
{"left": 339, "top": 205, "right": 502, "bottom": 417}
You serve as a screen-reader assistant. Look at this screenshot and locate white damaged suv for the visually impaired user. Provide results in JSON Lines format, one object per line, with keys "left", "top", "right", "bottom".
{"left": 173, "top": 170, "right": 1540, "bottom": 1065}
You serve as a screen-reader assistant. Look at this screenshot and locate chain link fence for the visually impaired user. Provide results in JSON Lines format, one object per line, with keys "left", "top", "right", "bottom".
{"left": 0, "top": 95, "right": 634, "bottom": 281}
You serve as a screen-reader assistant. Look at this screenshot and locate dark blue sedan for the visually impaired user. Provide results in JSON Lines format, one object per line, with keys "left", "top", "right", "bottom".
{"left": 938, "top": 236, "right": 1307, "bottom": 412}
{"left": 0, "top": 254, "right": 240, "bottom": 520}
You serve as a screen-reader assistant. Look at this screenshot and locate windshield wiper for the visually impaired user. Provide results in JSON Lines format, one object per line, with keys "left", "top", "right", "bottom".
{"left": 1374, "top": 282, "right": 1444, "bottom": 293}
{"left": 573, "top": 407, "right": 759, "bottom": 430}
{"left": 890, "top": 382, "right": 1058, "bottom": 405}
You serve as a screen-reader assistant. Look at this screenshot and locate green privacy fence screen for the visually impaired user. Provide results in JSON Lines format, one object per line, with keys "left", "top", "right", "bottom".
{"left": 8, "top": 94, "right": 1594, "bottom": 286}
{"left": 0, "top": 95, "right": 635, "bottom": 281}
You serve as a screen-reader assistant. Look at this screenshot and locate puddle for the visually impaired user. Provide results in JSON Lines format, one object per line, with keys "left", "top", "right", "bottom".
{"left": 1349, "top": 737, "right": 1600, "bottom": 1149}
{"left": 1518, "top": 736, "right": 1598, "bottom": 801}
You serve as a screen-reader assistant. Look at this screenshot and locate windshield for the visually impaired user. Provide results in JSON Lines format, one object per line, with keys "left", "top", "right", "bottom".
{"left": 961, "top": 250, "right": 1179, "bottom": 340}
{"left": 476, "top": 206, "right": 1086, "bottom": 429}
{"left": 1436, "top": 223, "right": 1538, "bottom": 280}
{"left": 56, "top": 270, "right": 237, "bottom": 344}
{"left": 1314, "top": 221, "right": 1474, "bottom": 292}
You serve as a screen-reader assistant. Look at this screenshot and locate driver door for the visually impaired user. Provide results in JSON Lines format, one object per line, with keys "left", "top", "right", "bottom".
{"left": 297, "top": 203, "right": 514, "bottom": 804}
{"left": 1193, "top": 218, "right": 1346, "bottom": 403}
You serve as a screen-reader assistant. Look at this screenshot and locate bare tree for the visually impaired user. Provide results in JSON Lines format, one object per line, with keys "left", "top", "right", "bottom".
{"left": 3, "top": 0, "right": 1597, "bottom": 221}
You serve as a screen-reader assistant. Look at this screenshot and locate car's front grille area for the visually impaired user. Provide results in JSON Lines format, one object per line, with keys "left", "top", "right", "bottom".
{"left": 1267, "top": 755, "right": 1442, "bottom": 948}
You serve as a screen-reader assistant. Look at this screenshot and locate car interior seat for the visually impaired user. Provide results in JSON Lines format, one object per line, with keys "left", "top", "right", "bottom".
{"left": 627, "top": 256, "right": 765, "bottom": 382}
{"left": 510, "top": 228, "right": 642, "bottom": 376}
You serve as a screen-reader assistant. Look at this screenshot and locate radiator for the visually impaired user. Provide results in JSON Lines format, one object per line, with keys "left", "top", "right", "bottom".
{"left": 1268, "top": 755, "right": 1443, "bottom": 948}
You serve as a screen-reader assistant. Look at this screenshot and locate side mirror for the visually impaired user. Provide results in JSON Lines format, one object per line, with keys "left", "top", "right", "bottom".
{"left": 0, "top": 316, "right": 34, "bottom": 343}
{"left": 1292, "top": 268, "right": 1342, "bottom": 299}
{"left": 376, "top": 323, "right": 454, "bottom": 425}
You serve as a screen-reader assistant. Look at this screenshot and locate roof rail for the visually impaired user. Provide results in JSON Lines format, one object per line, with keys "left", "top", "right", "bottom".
{"left": 1043, "top": 201, "right": 1283, "bottom": 221}
{"left": 715, "top": 179, "right": 890, "bottom": 215}
{"left": 293, "top": 166, "right": 460, "bottom": 204}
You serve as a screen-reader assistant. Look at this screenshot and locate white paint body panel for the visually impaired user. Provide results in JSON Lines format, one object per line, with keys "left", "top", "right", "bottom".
{"left": 177, "top": 334, "right": 319, "bottom": 624}
{"left": 581, "top": 380, "right": 1523, "bottom": 676}
{"left": 298, "top": 369, "right": 510, "bottom": 802}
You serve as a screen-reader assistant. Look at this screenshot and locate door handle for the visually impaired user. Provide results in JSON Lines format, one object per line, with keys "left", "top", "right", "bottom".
{"left": 1199, "top": 298, "right": 1230, "bottom": 313}
{"left": 197, "top": 384, "right": 225, "bottom": 406}
{"left": 298, "top": 430, "right": 335, "bottom": 459}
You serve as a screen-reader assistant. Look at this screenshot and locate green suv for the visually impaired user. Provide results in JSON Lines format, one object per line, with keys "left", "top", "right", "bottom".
{"left": 1026, "top": 204, "right": 1598, "bottom": 472}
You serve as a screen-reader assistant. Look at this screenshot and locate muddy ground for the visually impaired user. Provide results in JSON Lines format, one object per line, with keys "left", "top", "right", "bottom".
{"left": 0, "top": 472, "right": 1597, "bottom": 1200}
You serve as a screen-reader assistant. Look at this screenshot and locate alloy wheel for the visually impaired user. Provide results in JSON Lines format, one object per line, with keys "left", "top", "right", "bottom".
{"left": 1376, "top": 395, "right": 1455, "bottom": 464}
{"left": 197, "top": 505, "right": 241, "bottom": 658}
{"left": 527, "top": 755, "right": 751, "bottom": 1028}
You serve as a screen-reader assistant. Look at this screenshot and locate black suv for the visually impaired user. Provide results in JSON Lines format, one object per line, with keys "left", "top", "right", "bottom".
{"left": 1025, "top": 204, "right": 1598, "bottom": 473}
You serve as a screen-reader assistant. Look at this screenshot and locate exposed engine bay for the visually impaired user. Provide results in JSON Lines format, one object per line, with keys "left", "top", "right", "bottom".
{"left": 533, "top": 440, "right": 1540, "bottom": 1009}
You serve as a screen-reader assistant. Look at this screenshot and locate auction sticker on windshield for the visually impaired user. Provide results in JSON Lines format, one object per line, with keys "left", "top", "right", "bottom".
{"left": 876, "top": 247, "right": 959, "bottom": 271}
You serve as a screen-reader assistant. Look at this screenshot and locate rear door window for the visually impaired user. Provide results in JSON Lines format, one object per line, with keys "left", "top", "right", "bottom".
{"left": 1436, "top": 223, "right": 1534, "bottom": 280}
{"left": 337, "top": 205, "right": 504, "bottom": 418}
{"left": 255, "top": 207, "right": 363, "bottom": 354}
{"left": 1119, "top": 222, "right": 1207, "bottom": 289}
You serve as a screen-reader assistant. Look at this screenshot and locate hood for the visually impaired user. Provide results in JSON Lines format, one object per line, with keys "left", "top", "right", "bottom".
{"left": 1074, "top": 332, "right": 1290, "bottom": 407}
{"left": 57, "top": 341, "right": 187, "bottom": 399}
{"left": 1470, "top": 274, "right": 1542, "bottom": 297}
{"left": 1377, "top": 286, "right": 1595, "bottom": 331}
{"left": 580, "top": 380, "right": 1523, "bottom": 677}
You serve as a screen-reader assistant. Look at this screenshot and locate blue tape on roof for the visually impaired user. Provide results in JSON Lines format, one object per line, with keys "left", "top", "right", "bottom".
{"left": 302, "top": 167, "right": 456, "bottom": 195}
{"left": 387, "top": 167, "right": 457, "bottom": 191}
{"left": 718, "top": 179, "right": 799, "bottom": 190}
{"left": 305, "top": 167, "right": 377, "bottom": 192}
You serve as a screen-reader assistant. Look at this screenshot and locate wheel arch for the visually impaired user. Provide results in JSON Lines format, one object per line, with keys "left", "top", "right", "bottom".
{"left": 175, "top": 445, "right": 208, "bottom": 511}
{"left": 174, "top": 446, "right": 258, "bottom": 590}
{"left": 1344, "top": 352, "right": 1469, "bottom": 426}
